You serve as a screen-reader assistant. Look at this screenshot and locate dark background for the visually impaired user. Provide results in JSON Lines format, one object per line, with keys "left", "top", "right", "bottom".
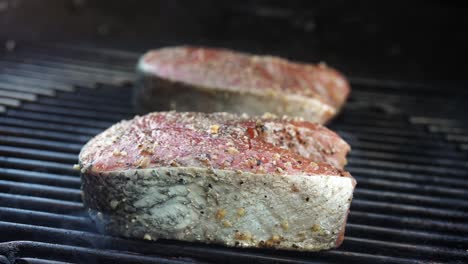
{"left": 1, "top": 0, "right": 467, "bottom": 83}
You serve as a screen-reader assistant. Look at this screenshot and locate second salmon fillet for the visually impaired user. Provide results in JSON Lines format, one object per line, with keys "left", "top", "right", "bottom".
{"left": 136, "top": 46, "right": 350, "bottom": 124}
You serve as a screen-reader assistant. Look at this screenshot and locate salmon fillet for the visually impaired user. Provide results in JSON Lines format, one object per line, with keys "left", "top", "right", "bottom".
{"left": 79, "top": 112, "right": 355, "bottom": 251}
{"left": 136, "top": 46, "right": 350, "bottom": 124}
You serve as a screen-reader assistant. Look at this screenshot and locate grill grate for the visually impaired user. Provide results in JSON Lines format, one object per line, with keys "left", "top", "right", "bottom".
{"left": 1, "top": 43, "right": 467, "bottom": 264}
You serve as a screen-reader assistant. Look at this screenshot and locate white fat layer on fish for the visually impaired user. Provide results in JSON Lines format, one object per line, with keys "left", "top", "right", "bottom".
{"left": 82, "top": 166, "right": 354, "bottom": 251}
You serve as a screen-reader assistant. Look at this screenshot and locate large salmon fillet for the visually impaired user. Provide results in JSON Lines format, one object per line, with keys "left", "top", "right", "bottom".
{"left": 79, "top": 112, "right": 355, "bottom": 251}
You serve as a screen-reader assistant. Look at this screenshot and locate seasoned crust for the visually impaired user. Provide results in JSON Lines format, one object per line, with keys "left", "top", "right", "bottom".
{"left": 79, "top": 112, "right": 350, "bottom": 174}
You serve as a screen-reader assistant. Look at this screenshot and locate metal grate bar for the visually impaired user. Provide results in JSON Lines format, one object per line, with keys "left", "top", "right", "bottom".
{"left": 20, "top": 103, "right": 126, "bottom": 121}
{"left": 343, "top": 132, "right": 454, "bottom": 149}
{"left": 344, "top": 140, "right": 464, "bottom": 159}
{"left": 353, "top": 188, "right": 468, "bottom": 210}
{"left": 0, "top": 156, "right": 77, "bottom": 174}
{"left": 0, "top": 124, "right": 91, "bottom": 143}
{"left": 0, "top": 97, "right": 20, "bottom": 107}
{"left": 0, "top": 60, "right": 132, "bottom": 83}
{"left": 0, "top": 145, "right": 77, "bottom": 163}
{"left": 348, "top": 167, "right": 468, "bottom": 188}
{"left": 14, "top": 257, "right": 75, "bottom": 264}
{"left": 335, "top": 124, "right": 442, "bottom": 139}
{"left": 348, "top": 158, "right": 467, "bottom": 177}
{"left": 353, "top": 177, "right": 468, "bottom": 200}
{"left": 0, "top": 68, "right": 96, "bottom": 88}
{"left": 349, "top": 211, "right": 468, "bottom": 235}
{"left": 0, "top": 207, "right": 95, "bottom": 232}
{"left": 0, "top": 89, "right": 37, "bottom": 101}
{"left": 0, "top": 61, "right": 131, "bottom": 84}
{"left": 0, "top": 116, "right": 102, "bottom": 135}
{"left": 341, "top": 237, "right": 467, "bottom": 261}
{"left": 0, "top": 194, "right": 83, "bottom": 213}
{"left": 0, "top": 179, "right": 80, "bottom": 201}
{"left": 5, "top": 110, "right": 114, "bottom": 129}
{"left": 18, "top": 51, "right": 136, "bottom": 71}
{"left": 0, "top": 135, "right": 82, "bottom": 153}
{"left": 350, "top": 149, "right": 468, "bottom": 168}
{"left": 0, "top": 74, "right": 76, "bottom": 92}
{"left": 0, "top": 82, "right": 56, "bottom": 96}
{"left": 3, "top": 56, "right": 136, "bottom": 77}
{"left": 350, "top": 200, "right": 468, "bottom": 220}
{"left": 37, "top": 97, "right": 135, "bottom": 115}
{"left": 429, "top": 125, "right": 468, "bottom": 135}
{"left": 55, "top": 92, "right": 133, "bottom": 108}
{"left": 0, "top": 241, "right": 198, "bottom": 264}
{"left": 346, "top": 223, "right": 468, "bottom": 248}
{"left": 0, "top": 168, "right": 80, "bottom": 188}
{"left": 20, "top": 45, "right": 139, "bottom": 68}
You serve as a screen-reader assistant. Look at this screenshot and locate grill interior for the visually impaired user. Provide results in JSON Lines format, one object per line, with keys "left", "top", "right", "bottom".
{"left": 0, "top": 43, "right": 467, "bottom": 264}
